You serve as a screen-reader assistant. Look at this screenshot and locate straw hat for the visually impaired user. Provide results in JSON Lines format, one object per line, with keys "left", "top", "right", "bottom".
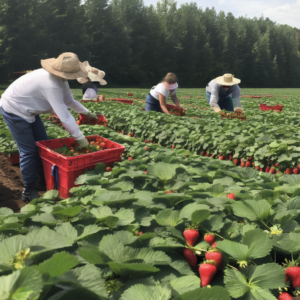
{"left": 77, "top": 61, "right": 107, "bottom": 85}
{"left": 214, "top": 73, "right": 241, "bottom": 86}
{"left": 41, "top": 53, "right": 88, "bottom": 80}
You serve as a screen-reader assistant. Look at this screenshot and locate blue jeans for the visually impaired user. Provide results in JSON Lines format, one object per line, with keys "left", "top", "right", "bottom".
{"left": 206, "top": 91, "right": 234, "bottom": 112}
{"left": 1, "top": 107, "right": 48, "bottom": 187}
{"left": 145, "top": 94, "right": 163, "bottom": 113}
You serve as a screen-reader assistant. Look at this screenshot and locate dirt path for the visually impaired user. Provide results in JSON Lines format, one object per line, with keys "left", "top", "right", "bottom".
{"left": 0, "top": 155, "right": 46, "bottom": 212}
{"left": 0, "top": 155, "right": 25, "bottom": 211}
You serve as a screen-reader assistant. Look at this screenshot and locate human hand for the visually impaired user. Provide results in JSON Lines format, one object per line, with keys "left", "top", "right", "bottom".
{"left": 235, "top": 108, "right": 243, "bottom": 114}
{"left": 213, "top": 106, "right": 221, "bottom": 113}
{"left": 86, "top": 112, "right": 98, "bottom": 120}
{"left": 76, "top": 137, "right": 89, "bottom": 148}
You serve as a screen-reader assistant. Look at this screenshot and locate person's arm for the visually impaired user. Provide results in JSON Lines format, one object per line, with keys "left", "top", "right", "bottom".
{"left": 158, "top": 93, "right": 169, "bottom": 114}
{"left": 43, "top": 88, "right": 85, "bottom": 140}
{"left": 170, "top": 94, "right": 182, "bottom": 108}
{"left": 208, "top": 82, "right": 221, "bottom": 112}
{"left": 64, "top": 89, "right": 89, "bottom": 113}
{"left": 232, "top": 85, "right": 242, "bottom": 112}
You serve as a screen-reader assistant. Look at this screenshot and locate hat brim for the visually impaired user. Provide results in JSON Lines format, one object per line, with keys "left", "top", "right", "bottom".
{"left": 77, "top": 77, "right": 89, "bottom": 84}
{"left": 88, "top": 71, "right": 107, "bottom": 85}
{"left": 41, "top": 58, "right": 88, "bottom": 80}
{"left": 214, "top": 76, "right": 241, "bottom": 86}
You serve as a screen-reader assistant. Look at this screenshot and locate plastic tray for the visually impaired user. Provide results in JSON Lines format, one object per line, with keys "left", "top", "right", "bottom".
{"left": 107, "top": 98, "right": 133, "bottom": 104}
{"left": 42, "top": 157, "right": 119, "bottom": 199}
{"left": 78, "top": 114, "right": 108, "bottom": 125}
{"left": 5, "top": 153, "right": 20, "bottom": 165}
{"left": 80, "top": 99, "right": 99, "bottom": 103}
{"left": 36, "top": 135, "right": 125, "bottom": 171}
{"left": 260, "top": 103, "right": 284, "bottom": 112}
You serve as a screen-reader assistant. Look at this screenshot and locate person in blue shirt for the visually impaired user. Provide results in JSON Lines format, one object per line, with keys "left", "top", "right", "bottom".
{"left": 206, "top": 73, "right": 242, "bottom": 113}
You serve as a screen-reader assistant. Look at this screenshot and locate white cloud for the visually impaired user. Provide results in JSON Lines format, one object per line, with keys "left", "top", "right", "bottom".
{"left": 263, "top": 0, "right": 300, "bottom": 28}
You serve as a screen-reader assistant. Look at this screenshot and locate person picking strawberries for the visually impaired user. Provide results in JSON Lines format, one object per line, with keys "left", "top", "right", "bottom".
{"left": 145, "top": 72, "right": 183, "bottom": 114}
{"left": 0, "top": 52, "right": 98, "bottom": 202}
{"left": 206, "top": 73, "right": 242, "bottom": 113}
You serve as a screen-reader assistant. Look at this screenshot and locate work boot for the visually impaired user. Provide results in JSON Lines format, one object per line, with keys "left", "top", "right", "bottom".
{"left": 35, "top": 176, "right": 46, "bottom": 191}
{"left": 22, "top": 186, "right": 40, "bottom": 203}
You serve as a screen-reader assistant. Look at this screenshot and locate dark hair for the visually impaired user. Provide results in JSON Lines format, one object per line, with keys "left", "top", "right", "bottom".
{"left": 160, "top": 72, "right": 177, "bottom": 84}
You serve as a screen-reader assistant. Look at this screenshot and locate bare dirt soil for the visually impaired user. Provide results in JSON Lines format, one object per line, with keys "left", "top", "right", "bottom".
{"left": 0, "top": 155, "right": 46, "bottom": 212}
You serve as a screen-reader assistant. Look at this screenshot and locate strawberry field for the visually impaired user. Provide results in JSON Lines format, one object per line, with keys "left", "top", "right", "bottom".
{"left": 1, "top": 88, "right": 300, "bottom": 299}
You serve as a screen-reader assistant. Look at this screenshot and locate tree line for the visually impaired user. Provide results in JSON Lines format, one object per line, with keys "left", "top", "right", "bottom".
{"left": 0, "top": 0, "right": 299, "bottom": 88}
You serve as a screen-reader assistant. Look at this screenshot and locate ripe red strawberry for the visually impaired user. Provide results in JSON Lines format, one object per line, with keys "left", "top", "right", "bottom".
{"left": 166, "top": 190, "right": 173, "bottom": 194}
{"left": 285, "top": 266, "right": 300, "bottom": 288}
{"left": 286, "top": 168, "right": 292, "bottom": 175}
{"left": 227, "top": 193, "right": 236, "bottom": 200}
{"left": 229, "top": 155, "right": 233, "bottom": 161}
{"left": 172, "top": 145, "right": 175, "bottom": 149}
{"left": 233, "top": 158, "right": 239, "bottom": 166}
{"left": 269, "top": 167, "right": 275, "bottom": 174}
{"left": 99, "top": 142, "right": 106, "bottom": 149}
{"left": 138, "top": 231, "right": 143, "bottom": 236}
{"left": 245, "top": 161, "right": 251, "bottom": 167}
{"left": 205, "top": 251, "right": 222, "bottom": 269}
{"left": 248, "top": 156, "right": 252, "bottom": 160}
{"left": 130, "top": 132, "right": 134, "bottom": 137}
{"left": 201, "top": 151, "right": 206, "bottom": 156}
{"left": 265, "top": 166, "right": 270, "bottom": 173}
{"left": 199, "top": 262, "right": 217, "bottom": 287}
{"left": 275, "top": 162, "right": 279, "bottom": 167}
{"left": 241, "top": 161, "right": 245, "bottom": 168}
{"left": 150, "top": 140, "right": 153, "bottom": 143}
{"left": 144, "top": 170, "right": 148, "bottom": 175}
{"left": 106, "top": 167, "right": 112, "bottom": 172}
{"left": 128, "top": 157, "right": 133, "bottom": 161}
{"left": 121, "top": 131, "right": 125, "bottom": 134}
{"left": 204, "top": 234, "right": 215, "bottom": 246}
{"left": 183, "top": 229, "right": 199, "bottom": 246}
{"left": 276, "top": 171, "right": 280, "bottom": 174}
{"left": 293, "top": 168, "right": 299, "bottom": 174}
{"left": 205, "top": 152, "right": 210, "bottom": 157}
{"left": 211, "top": 241, "right": 217, "bottom": 248}
{"left": 278, "top": 293, "right": 293, "bottom": 300}
{"left": 144, "top": 140, "right": 148, "bottom": 143}
{"left": 210, "top": 154, "right": 214, "bottom": 158}
{"left": 255, "top": 166, "right": 260, "bottom": 170}
{"left": 145, "top": 146, "right": 149, "bottom": 150}
{"left": 219, "top": 156, "right": 225, "bottom": 160}
{"left": 183, "top": 249, "right": 198, "bottom": 267}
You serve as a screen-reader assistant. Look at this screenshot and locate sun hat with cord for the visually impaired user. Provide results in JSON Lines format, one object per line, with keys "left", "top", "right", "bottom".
{"left": 41, "top": 52, "right": 88, "bottom": 80}
{"left": 214, "top": 73, "right": 241, "bottom": 86}
{"left": 77, "top": 61, "right": 107, "bottom": 85}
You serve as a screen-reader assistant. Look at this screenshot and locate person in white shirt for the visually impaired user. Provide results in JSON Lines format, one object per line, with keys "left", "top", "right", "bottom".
{"left": 77, "top": 61, "right": 107, "bottom": 100}
{"left": 206, "top": 73, "right": 242, "bottom": 113}
{"left": 145, "top": 73, "right": 182, "bottom": 114}
{"left": 0, "top": 52, "right": 98, "bottom": 202}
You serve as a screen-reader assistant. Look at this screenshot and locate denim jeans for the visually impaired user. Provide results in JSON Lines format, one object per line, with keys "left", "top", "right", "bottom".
{"left": 1, "top": 107, "right": 48, "bottom": 187}
{"left": 145, "top": 94, "right": 163, "bottom": 113}
{"left": 206, "top": 91, "right": 234, "bottom": 112}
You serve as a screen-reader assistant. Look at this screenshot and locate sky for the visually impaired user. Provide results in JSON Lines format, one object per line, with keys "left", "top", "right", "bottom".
{"left": 143, "top": 0, "right": 300, "bottom": 28}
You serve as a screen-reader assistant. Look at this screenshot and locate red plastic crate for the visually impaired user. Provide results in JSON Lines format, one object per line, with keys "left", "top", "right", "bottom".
{"left": 4, "top": 153, "right": 20, "bottom": 165}
{"left": 260, "top": 103, "right": 284, "bottom": 112}
{"left": 252, "top": 96, "right": 262, "bottom": 98}
{"left": 36, "top": 135, "right": 125, "bottom": 172}
{"left": 80, "top": 99, "right": 99, "bottom": 103}
{"left": 241, "top": 95, "right": 253, "bottom": 98}
{"left": 78, "top": 114, "right": 107, "bottom": 125}
{"left": 127, "top": 93, "right": 133, "bottom": 96}
{"left": 107, "top": 98, "right": 133, "bottom": 105}
{"left": 141, "top": 104, "right": 186, "bottom": 115}
{"left": 42, "top": 157, "right": 119, "bottom": 199}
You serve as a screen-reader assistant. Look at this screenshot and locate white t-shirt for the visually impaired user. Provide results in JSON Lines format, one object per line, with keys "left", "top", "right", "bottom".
{"left": 0, "top": 68, "right": 88, "bottom": 140}
{"left": 150, "top": 83, "right": 177, "bottom": 100}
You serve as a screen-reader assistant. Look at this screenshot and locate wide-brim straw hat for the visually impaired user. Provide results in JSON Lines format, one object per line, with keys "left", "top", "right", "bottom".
{"left": 77, "top": 61, "right": 107, "bottom": 85}
{"left": 41, "top": 52, "right": 88, "bottom": 80}
{"left": 214, "top": 73, "right": 241, "bottom": 86}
